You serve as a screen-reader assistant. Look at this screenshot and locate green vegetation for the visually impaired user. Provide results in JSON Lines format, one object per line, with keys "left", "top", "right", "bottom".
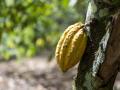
{"left": 0, "top": 0, "right": 88, "bottom": 60}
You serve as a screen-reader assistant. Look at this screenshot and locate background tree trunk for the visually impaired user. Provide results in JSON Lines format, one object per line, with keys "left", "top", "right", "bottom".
{"left": 73, "top": 0, "right": 120, "bottom": 90}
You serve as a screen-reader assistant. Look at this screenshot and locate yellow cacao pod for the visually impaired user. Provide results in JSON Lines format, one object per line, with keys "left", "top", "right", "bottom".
{"left": 55, "top": 22, "right": 87, "bottom": 72}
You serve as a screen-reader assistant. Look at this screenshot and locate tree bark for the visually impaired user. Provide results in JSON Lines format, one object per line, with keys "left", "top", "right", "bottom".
{"left": 73, "top": 0, "right": 120, "bottom": 90}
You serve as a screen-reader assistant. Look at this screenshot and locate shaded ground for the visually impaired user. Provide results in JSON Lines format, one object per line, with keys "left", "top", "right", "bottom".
{"left": 0, "top": 56, "right": 119, "bottom": 90}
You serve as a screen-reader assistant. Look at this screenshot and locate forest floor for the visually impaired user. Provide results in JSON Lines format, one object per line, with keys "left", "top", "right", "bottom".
{"left": 0, "top": 56, "right": 119, "bottom": 90}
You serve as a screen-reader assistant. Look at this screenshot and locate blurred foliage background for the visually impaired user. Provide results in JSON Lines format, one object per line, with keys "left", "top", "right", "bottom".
{"left": 0, "top": 0, "right": 88, "bottom": 60}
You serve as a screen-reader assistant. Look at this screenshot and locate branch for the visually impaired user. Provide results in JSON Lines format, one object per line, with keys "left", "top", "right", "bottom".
{"left": 74, "top": 0, "right": 120, "bottom": 90}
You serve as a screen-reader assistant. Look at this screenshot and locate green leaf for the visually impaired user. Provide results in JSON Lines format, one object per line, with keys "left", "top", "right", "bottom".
{"left": 5, "top": 0, "right": 15, "bottom": 7}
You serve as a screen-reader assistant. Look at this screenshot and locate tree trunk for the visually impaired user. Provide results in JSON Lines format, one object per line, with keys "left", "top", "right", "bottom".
{"left": 73, "top": 0, "right": 120, "bottom": 90}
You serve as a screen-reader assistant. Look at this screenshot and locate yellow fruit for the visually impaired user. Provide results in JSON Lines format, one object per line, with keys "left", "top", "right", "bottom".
{"left": 36, "top": 38, "right": 45, "bottom": 47}
{"left": 55, "top": 22, "right": 87, "bottom": 72}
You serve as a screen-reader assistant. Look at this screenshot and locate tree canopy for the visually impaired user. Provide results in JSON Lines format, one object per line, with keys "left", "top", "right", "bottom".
{"left": 0, "top": 0, "right": 88, "bottom": 60}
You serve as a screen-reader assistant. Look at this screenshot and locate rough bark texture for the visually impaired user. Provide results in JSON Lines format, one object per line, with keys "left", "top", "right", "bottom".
{"left": 73, "top": 0, "right": 120, "bottom": 90}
